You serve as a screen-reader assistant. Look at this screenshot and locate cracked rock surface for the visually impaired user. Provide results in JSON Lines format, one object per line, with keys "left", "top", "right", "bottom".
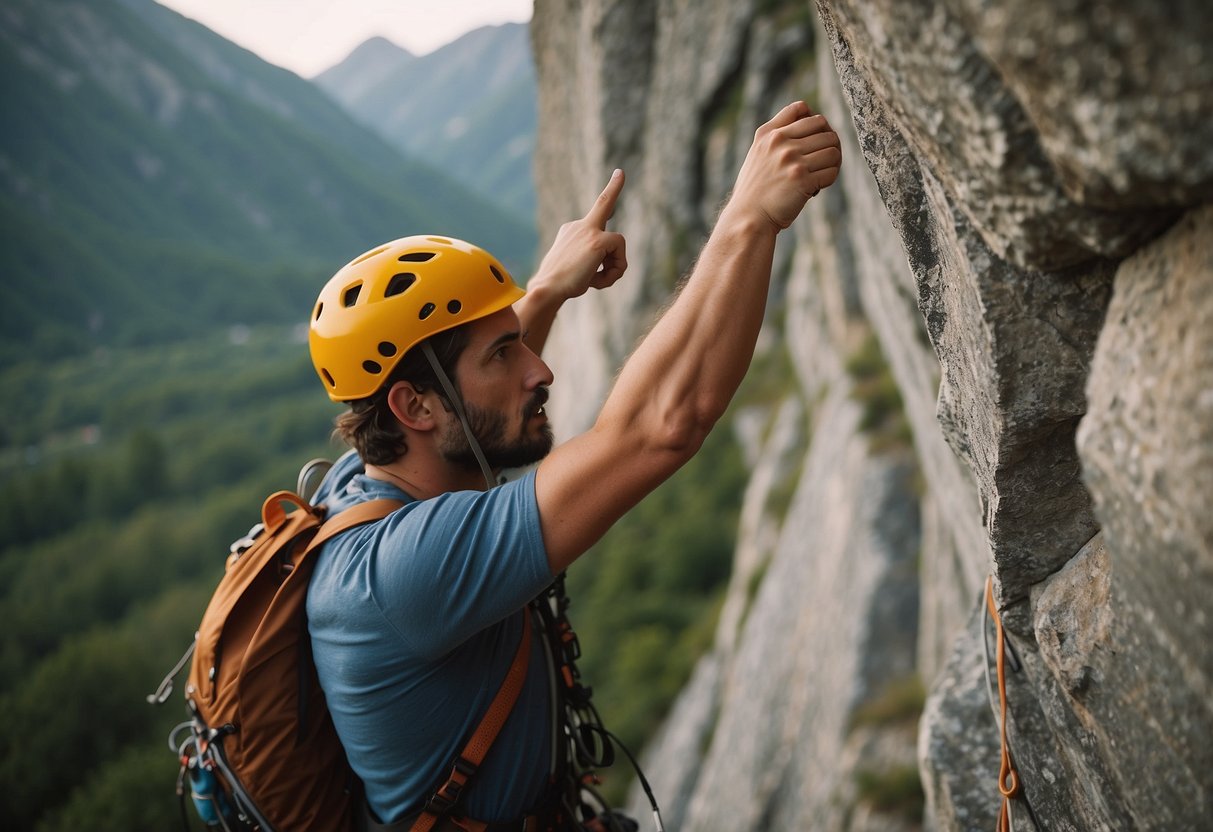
{"left": 532, "top": 0, "right": 1212, "bottom": 828}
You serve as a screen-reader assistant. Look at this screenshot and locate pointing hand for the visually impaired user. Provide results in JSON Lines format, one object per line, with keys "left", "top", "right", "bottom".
{"left": 531, "top": 170, "right": 629, "bottom": 300}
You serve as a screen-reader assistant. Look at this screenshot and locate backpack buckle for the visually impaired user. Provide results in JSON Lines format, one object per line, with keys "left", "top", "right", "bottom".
{"left": 423, "top": 756, "right": 478, "bottom": 817}
{"left": 452, "top": 756, "right": 478, "bottom": 780}
{"left": 423, "top": 786, "right": 462, "bottom": 817}
{"left": 229, "top": 522, "right": 265, "bottom": 556}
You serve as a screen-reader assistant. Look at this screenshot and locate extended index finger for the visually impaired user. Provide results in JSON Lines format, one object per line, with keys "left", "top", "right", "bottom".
{"left": 584, "top": 168, "right": 625, "bottom": 228}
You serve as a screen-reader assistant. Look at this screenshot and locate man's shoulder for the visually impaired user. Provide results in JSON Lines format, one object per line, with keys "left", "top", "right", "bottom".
{"left": 314, "top": 465, "right": 545, "bottom": 584}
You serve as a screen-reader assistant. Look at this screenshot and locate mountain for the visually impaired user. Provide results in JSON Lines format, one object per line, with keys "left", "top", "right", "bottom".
{"left": 316, "top": 24, "right": 537, "bottom": 221}
{"left": 312, "top": 36, "right": 417, "bottom": 103}
{"left": 0, "top": 0, "right": 535, "bottom": 362}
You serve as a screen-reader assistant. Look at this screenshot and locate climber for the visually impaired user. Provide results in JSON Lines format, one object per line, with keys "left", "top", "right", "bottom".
{"left": 305, "top": 100, "right": 841, "bottom": 830}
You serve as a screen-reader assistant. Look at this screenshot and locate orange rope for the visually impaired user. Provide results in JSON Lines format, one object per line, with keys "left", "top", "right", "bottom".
{"left": 986, "top": 576, "right": 1021, "bottom": 832}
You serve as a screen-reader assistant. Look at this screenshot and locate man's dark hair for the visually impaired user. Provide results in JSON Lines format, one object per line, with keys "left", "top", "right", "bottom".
{"left": 333, "top": 326, "right": 470, "bottom": 465}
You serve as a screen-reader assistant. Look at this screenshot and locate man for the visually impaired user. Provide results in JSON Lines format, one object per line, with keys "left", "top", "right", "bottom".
{"left": 306, "top": 101, "right": 841, "bottom": 830}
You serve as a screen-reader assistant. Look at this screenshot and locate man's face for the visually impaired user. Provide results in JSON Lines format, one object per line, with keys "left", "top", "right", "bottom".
{"left": 440, "top": 307, "right": 555, "bottom": 473}
{"left": 440, "top": 389, "right": 553, "bottom": 471}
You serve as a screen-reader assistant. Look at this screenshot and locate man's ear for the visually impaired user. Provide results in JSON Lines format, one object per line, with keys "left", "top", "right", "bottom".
{"left": 385, "top": 381, "right": 440, "bottom": 431}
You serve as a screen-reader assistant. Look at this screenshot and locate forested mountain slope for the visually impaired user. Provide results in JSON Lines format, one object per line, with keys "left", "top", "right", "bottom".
{"left": 0, "top": 0, "right": 533, "bottom": 362}
{"left": 0, "top": 3, "right": 540, "bottom": 827}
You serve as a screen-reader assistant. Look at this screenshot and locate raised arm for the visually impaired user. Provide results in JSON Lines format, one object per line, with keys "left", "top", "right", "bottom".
{"left": 535, "top": 101, "right": 841, "bottom": 572}
{"left": 514, "top": 171, "right": 628, "bottom": 356}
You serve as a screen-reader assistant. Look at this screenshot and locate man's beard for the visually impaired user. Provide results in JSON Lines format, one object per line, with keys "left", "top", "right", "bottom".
{"left": 441, "top": 388, "right": 554, "bottom": 473}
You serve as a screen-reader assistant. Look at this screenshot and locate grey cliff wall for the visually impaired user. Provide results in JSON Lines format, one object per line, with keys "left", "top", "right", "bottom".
{"left": 531, "top": 0, "right": 1212, "bottom": 829}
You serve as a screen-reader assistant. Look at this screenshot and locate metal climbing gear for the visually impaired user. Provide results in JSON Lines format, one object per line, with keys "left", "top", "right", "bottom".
{"left": 535, "top": 574, "right": 664, "bottom": 832}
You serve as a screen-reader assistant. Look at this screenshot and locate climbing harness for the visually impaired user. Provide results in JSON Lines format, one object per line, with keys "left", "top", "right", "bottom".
{"left": 534, "top": 574, "right": 664, "bottom": 832}
{"left": 374, "top": 575, "right": 662, "bottom": 832}
{"left": 981, "top": 576, "right": 1041, "bottom": 832}
{"left": 362, "top": 576, "right": 662, "bottom": 832}
{"left": 394, "top": 614, "right": 536, "bottom": 832}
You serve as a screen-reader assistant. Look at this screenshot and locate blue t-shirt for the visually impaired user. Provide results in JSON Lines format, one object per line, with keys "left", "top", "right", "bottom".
{"left": 307, "top": 450, "right": 555, "bottom": 824}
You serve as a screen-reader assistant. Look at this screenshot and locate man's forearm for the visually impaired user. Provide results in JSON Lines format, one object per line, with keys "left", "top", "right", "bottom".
{"left": 516, "top": 281, "right": 563, "bottom": 357}
{"left": 595, "top": 102, "right": 839, "bottom": 454}
{"left": 596, "top": 206, "right": 778, "bottom": 451}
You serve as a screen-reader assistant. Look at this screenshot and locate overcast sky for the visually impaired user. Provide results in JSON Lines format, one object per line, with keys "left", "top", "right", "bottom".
{"left": 155, "top": 0, "right": 534, "bottom": 78}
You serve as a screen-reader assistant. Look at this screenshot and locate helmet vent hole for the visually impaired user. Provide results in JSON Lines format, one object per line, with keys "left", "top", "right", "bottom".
{"left": 419, "top": 302, "right": 436, "bottom": 320}
{"left": 399, "top": 252, "right": 436, "bottom": 262}
{"left": 377, "top": 341, "right": 397, "bottom": 357}
{"left": 447, "top": 300, "right": 462, "bottom": 315}
{"left": 385, "top": 273, "right": 416, "bottom": 298}
{"left": 427, "top": 236, "right": 452, "bottom": 245}
{"left": 314, "top": 302, "right": 324, "bottom": 321}
{"left": 362, "top": 360, "right": 382, "bottom": 375}
{"left": 489, "top": 265, "right": 505, "bottom": 284}
{"left": 321, "top": 368, "right": 336, "bottom": 387}
{"left": 342, "top": 284, "right": 362, "bottom": 307}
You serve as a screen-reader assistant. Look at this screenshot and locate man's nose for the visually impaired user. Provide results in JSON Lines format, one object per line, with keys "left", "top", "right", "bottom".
{"left": 526, "top": 348, "right": 554, "bottom": 389}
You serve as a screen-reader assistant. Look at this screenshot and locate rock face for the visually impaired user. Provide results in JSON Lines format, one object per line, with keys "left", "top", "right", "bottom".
{"left": 531, "top": 0, "right": 1212, "bottom": 829}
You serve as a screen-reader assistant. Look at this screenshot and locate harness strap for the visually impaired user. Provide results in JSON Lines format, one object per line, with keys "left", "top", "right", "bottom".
{"left": 410, "top": 612, "right": 534, "bottom": 832}
{"left": 308, "top": 498, "right": 406, "bottom": 552}
{"left": 985, "top": 576, "right": 1022, "bottom": 832}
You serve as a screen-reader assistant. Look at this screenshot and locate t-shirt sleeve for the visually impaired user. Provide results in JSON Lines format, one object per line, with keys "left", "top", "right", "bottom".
{"left": 364, "top": 470, "right": 553, "bottom": 656}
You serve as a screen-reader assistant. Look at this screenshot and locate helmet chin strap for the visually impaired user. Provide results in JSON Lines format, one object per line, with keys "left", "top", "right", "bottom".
{"left": 421, "top": 341, "right": 496, "bottom": 490}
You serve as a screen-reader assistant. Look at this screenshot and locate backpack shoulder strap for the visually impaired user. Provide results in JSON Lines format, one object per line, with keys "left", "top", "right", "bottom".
{"left": 306, "top": 498, "right": 404, "bottom": 553}
{"left": 410, "top": 611, "right": 534, "bottom": 832}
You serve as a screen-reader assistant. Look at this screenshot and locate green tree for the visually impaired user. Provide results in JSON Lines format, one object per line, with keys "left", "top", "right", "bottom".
{"left": 126, "top": 427, "right": 168, "bottom": 497}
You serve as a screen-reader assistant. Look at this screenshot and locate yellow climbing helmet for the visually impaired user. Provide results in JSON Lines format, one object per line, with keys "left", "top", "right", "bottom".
{"left": 309, "top": 235, "right": 525, "bottom": 401}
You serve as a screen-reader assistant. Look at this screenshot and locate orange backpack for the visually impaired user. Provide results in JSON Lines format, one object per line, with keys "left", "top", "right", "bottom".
{"left": 149, "top": 471, "right": 653, "bottom": 831}
{"left": 151, "top": 486, "right": 401, "bottom": 831}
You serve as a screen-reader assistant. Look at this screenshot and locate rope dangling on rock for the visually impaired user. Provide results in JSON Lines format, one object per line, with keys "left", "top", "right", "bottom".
{"left": 985, "top": 575, "right": 1022, "bottom": 832}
